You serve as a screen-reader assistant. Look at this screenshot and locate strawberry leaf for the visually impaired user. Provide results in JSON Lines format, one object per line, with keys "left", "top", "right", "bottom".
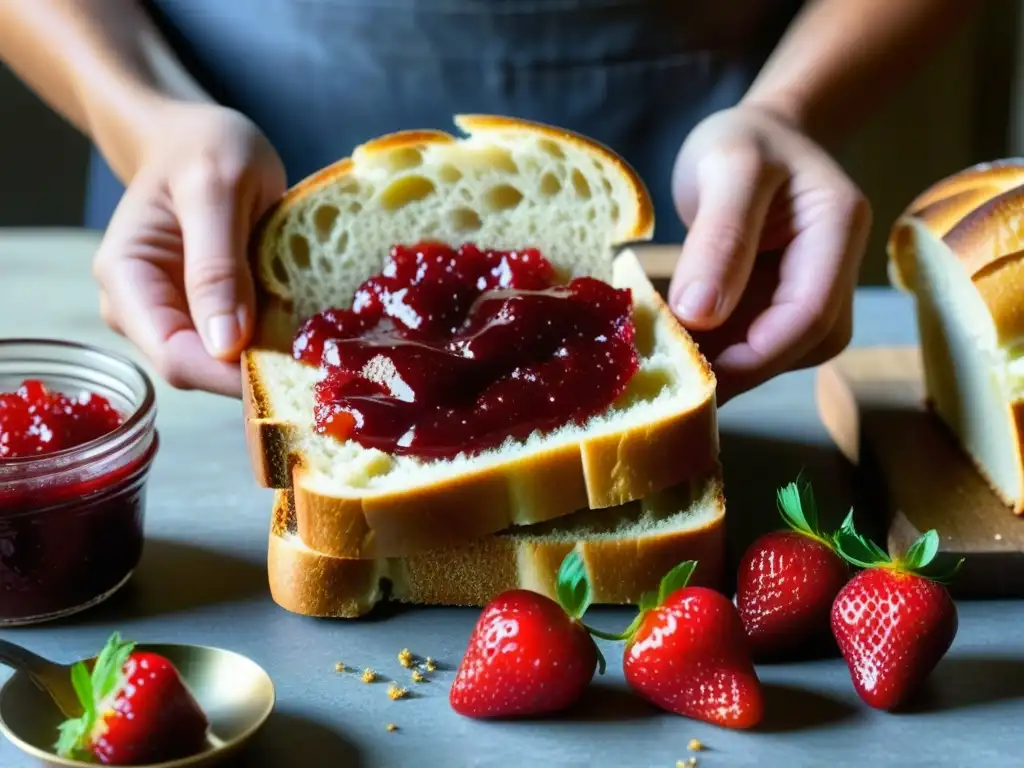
{"left": 833, "top": 510, "right": 891, "bottom": 568}
{"left": 555, "top": 550, "right": 592, "bottom": 620}
{"left": 919, "top": 556, "right": 965, "bottom": 584}
{"left": 90, "top": 632, "right": 135, "bottom": 704}
{"left": 55, "top": 659, "right": 98, "bottom": 757}
{"left": 637, "top": 590, "right": 659, "bottom": 614}
{"left": 777, "top": 480, "right": 817, "bottom": 536}
{"left": 657, "top": 560, "right": 697, "bottom": 605}
{"left": 900, "top": 529, "right": 940, "bottom": 571}
{"left": 54, "top": 717, "right": 87, "bottom": 758}
{"left": 593, "top": 642, "right": 607, "bottom": 676}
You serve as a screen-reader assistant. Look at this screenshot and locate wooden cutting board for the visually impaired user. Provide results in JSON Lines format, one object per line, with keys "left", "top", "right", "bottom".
{"left": 816, "top": 346, "right": 1024, "bottom": 598}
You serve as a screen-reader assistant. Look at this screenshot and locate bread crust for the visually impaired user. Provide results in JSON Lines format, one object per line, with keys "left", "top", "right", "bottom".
{"left": 251, "top": 115, "right": 655, "bottom": 303}
{"left": 266, "top": 478, "right": 726, "bottom": 619}
{"left": 888, "top": 158, "right": 1024, "bottom": 342}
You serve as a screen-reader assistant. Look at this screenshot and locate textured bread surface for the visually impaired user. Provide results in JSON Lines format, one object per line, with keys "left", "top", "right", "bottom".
{"left": 243, "top": 115, "right": 719, "bottom": 557}
{"left": 267, "top": 471, "right": 727, "bottom": 619}
{"left": 887, "top": 159, "right": 1024, "bottom": 510}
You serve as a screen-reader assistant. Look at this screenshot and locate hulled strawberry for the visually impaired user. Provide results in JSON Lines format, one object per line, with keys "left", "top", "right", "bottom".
{"left": 831, "top": 519, "right": 961, "bottom": 711}
{"left": 617, "top": 561, "right": 763, "bottom": 729}
{"left": 736, "top": 479, "right": 850, "bottom": 659}
{"left": 449, "top": 551, "right": 604, "bottom": 718}
{"left": 56, "top": 632, "right": 210, "bottom": 765}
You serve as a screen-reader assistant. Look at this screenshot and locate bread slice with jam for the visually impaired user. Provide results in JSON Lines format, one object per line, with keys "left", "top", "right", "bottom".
{"left": 267, "top": 470, "right": 726, "bottom": 618}
{"left": 243, "top": 115, "right": 719, "bottom": 558}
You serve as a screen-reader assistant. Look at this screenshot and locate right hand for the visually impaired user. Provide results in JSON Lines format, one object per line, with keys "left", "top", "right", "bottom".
{"left": 92, "top": 102, "right": 287, "bottom": 397}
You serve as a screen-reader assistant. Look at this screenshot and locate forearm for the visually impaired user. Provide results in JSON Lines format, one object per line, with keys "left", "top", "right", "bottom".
{"left": 0, "top": 0, "right": 213, "bottom": 181}
{"left": 742, "top": 0, "right": 982, "bottom": 146}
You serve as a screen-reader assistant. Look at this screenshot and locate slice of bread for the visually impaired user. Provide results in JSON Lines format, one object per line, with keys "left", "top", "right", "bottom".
{"left": 243, "top": 115, "right": 719, "bottom": 558}
{"left": 888, "top": 159, "right": 1024, "bottom": 511}
{"left": 267, "top": 470, "right": 726, "bottom": 619}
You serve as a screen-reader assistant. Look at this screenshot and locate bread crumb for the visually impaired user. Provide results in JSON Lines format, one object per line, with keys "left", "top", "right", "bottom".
{"left": 995, "top": 534, "right": 1003, "bottom": 541}
{"left": 398, "top": 648, "right": 414, "bottom": 668}
{"left": 362, "top": 668, "right": 377, "bottom": 683}
{"left": 334, "top": 662, "right": 346, "bottom": 673}
{"left": 386, "top": 723, "right": 398, "bottom": 732}
{"left": 388, "top": 682, "right": 409, "bottom": 700}
{"left": 688, "top": 739, "right": 703, "bottom": 752}
{"left": 412, "top": 669, "right": 426, "bottom": 683}
{"left": 425, "top": 657, "right": 437, "bottom": 672}
{"left": 688, "top": 759, "right": 698, "bottom": 767}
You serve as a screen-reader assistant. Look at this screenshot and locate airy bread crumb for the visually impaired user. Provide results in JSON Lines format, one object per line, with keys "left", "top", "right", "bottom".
{"left": 386, "top": 723, "right": 398, "bottom": 732}
{"left": 411, "top": 669, "right": 426, "bottom": 683}
{"left": 688, "top": 739, "right": 703, "bottom": 752}
{"left": 398, "top": 648, "right": 414, "bottom": 668}
{"left": 362, "top": 668, "right": 377, "bottom": 683}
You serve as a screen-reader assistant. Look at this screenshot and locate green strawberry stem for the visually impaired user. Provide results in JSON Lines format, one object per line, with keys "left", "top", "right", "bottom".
{"left": 555, "top": 550, "right": 606, "bottom": 675}
{"left": 581, "top": 560, "right": 699, "bottom": 644}
{"left": 776, "top": 477, "right": 837, "bottom": 550}
{"left": 833, "top": 513, "right": 964, "bottom": 582}
{"left": 55, "top": 632, "right": 136, "bottom": 758}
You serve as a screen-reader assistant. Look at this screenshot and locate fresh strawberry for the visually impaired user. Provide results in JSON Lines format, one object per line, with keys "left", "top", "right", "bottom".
{"left": 449, "top": 550, "right": 604, "bottom": 718}
{"left": 831, "top": 519, "right": 961, "bottom": 711}
{"left": 617, "top": 561, "right": 763, "bottom": 729}
{"left": 736, "top": 479, "right": 850, "bottom": 659}
{"left": 55, "top": 632, "right": 210, "bottom": 765}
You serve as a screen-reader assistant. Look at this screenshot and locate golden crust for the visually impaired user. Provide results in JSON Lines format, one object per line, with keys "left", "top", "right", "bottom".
{"left": 249, "top": 114, "right": 655, "bottom": 302}
{"left": 245, "top": 358, "right": 718, "bottom": 559}
{"left": 266, "top": 479, "right": 727, "bottom": 619}
{"left": 887, "top": 158, "right": 1024, "bottom": 341}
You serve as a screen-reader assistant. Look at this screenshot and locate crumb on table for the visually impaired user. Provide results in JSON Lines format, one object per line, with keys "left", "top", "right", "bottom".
{"left": 334, "top": 662, "right": 346, "bottom": 673}
{"left": 688, "top": 739, "right": 703, "bottom": 752}
{"left": 425, "top": 657, "right": 437, "bottom": 672}
{"left": 398, "top": 648, "right": 414, "bottom": 668}
{"left": 362, "top": 668, "right": 377, "bottom": 683}
{"left": 412, "top": 669, "right": 426, "bottom": 683}
{"left": 386, "top": 723, "right": 398, "bottom": 733}
{"left": 388, "top": 682, "right": 409, "bottom": 700}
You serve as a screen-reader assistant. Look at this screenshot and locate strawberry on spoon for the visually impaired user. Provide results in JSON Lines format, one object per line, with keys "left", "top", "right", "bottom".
{"left": 449, "top": 550, "right": 604, "bottom": 718}
{"left": 831, "top": 517, "right": 961, "bottom": 711}
{"left": 603, "top": 561, "right": 763, "bottom": 729}
{"left": 736, "top": 478, "right": 850, "bottom": 660}
{"left": 55, "top": 632, "right": 210, "bottom": 765}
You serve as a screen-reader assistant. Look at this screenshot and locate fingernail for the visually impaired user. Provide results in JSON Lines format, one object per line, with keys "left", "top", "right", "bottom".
{"left": 675, "top": 282, "right": 720, "bottom": 321}
{"left": 205, "top": 311, "right": 242, "bottom": 357}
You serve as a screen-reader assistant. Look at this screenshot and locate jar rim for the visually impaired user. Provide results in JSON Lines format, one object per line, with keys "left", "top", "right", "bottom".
{"left": 0, "top": 338, "right": 157, "bottom": 475}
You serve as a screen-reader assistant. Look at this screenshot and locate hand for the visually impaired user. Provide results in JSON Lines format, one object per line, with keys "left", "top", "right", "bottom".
{"left": 92, "top": 102, "right": 286, "bottom": 397}
{"left": 669, "top": 104, "right": 871, "bottom": 404}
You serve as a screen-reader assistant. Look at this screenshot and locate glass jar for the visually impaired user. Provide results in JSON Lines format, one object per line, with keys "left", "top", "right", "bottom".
{"left": 0, "top": 339, "right": 158, "bottom": 626}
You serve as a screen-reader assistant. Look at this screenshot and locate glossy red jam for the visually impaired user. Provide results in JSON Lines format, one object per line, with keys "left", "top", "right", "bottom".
{"left": 1, "top": 379, "right": 123, "bottom": 458}
{"left": 0, "top": 360, "right": 157, "bottom": 626}
{"left": 292, "top": 242, "right": 639, "bottom": 459}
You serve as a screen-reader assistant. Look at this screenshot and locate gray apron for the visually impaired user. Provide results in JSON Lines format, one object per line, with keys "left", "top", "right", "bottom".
{"left": 85, "top": 0, "right": 804, "bottom": 245}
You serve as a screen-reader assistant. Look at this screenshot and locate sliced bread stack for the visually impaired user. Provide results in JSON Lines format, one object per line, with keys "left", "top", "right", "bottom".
{"left": 241, "top": 116, "right": 725, "bottom": 618}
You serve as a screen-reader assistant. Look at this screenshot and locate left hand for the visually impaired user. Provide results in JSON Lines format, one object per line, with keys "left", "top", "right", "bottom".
{"left": 669, "top": 104, "right": 871, "bottom": 404}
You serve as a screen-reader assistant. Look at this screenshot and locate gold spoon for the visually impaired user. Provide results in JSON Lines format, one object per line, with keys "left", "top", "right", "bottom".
{"left": 0, "top": 639, "right": 275, "bottom": 767}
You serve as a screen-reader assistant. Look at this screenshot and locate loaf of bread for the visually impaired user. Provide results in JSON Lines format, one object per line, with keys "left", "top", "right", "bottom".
{"left": 888, "top": 159, "right": 1024, "bottom": 511}
{"left": 267, "top": 470, "right": 726, "bottom": 618}
{"left": 242, "top": 116, "right": 720, "bottom": 557}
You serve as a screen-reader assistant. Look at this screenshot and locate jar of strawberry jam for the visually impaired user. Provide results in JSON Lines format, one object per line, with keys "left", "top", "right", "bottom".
{"left": 0, "top": 339, "right": 158, "bottom": 626}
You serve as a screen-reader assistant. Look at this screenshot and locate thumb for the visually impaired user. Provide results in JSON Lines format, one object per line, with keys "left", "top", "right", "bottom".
{"left": 669, "top": 147, "right": 785, "bottom": 330}
{"left": 174, "top": 171, "right": 260, "bottom": 361}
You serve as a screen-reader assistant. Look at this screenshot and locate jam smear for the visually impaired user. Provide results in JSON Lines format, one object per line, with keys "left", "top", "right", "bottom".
{"left": 0, "top": 379, "right": 123, "bottom": 458}
{"left": 292, "top": 242, "right": 639, "bottom": 459}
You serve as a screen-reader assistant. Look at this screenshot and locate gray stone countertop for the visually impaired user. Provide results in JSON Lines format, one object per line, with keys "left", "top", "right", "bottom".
{"left": 1, "top": 229, "right": 1021, "bottom": 767}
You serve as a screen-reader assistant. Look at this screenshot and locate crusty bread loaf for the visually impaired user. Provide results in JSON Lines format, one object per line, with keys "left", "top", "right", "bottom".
{"left": 242, "top": 116, "right": 719, "bottom": 557}
{"left": 888, "top": 159, "right": 1024, "bottom": 511}
{"left": 267, "top": 471, "right": 726, "bottom": 619}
